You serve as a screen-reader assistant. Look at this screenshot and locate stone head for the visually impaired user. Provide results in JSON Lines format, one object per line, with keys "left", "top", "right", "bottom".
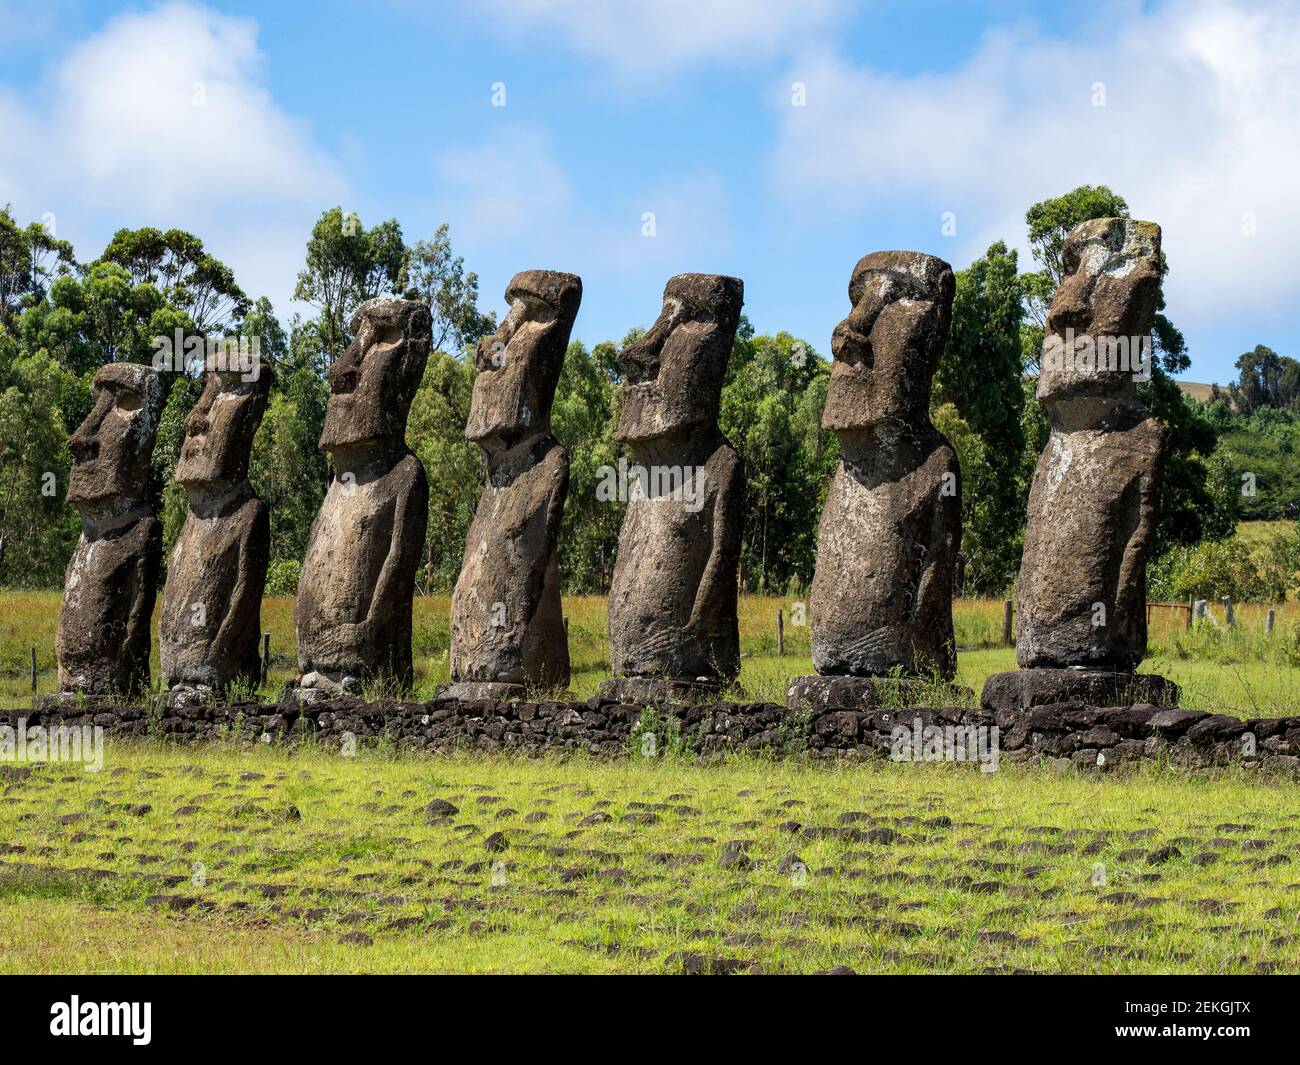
{"left": 66, "top": 363, "right": 165, "bottom": 509}
{"left": 466, "top": 270, "right": 582, "bottom": 451}
{"left": 320, "top": 298, "right": 432, "bottom": 454}
{"left": 1038, "top": 217, "right": 1161, "bottom": 409}
{"left": 616, "top": 273, "right": 743, "bottom": 444}
{"left": 175, "top": 355, "right": 273, "bottom": 492}
{"left": 822, "top": 251, "right": 954, "bottom": 433}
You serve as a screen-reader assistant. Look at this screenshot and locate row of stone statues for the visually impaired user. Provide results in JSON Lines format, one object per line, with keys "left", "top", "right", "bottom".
{"left": 51, "top": 216, "right": 1175, "bottom": 711}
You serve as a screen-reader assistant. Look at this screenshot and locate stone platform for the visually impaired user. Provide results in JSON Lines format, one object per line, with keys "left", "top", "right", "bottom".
{"left": 596, "top": 678, "right": 730, "bottom": 706}
{"left": 786, "top": 675, "right": 975, "bottom": 712}
{"left": 981, "top": 669, "right": 1180, "bottom": 713}
{"left": 4, "top": 693, "right": 1295, "bottom": 775}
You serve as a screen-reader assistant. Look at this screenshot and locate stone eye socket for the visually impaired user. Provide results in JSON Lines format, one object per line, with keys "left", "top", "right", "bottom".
{"left": 114, "top": 390, "right": 143, "bottom": 414}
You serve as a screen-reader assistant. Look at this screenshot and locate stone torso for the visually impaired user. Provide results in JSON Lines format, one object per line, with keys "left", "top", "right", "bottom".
{"left": 160, "top": 494, "right": 269, "bottom": 689}
{"left": 451, "top": 437, "right": 569, "bottom": 687}
{"left": 56, "top": 514, "right": 162, "bottom": 695}
{"left": 296, "top": 451, "right": 428, "bottom": 680}
{"left": 810, "top": 425, "right": 960, "bottom": 678}
{"left": 607, "top": 440, "right": 742, "bottom": 682}
{"left": 1016, "top": 415, "right": 1163, "bottom": 670}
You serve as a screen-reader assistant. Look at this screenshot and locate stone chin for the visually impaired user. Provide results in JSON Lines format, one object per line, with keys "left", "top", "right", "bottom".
{"left": 318, "top": 407, "right": 388, "bottom": 453}
{"left": 615, "top": 386, "right": 689, "bottom": 444}
{"left": 66, "top": 464, "right": 138, "bottom": 507}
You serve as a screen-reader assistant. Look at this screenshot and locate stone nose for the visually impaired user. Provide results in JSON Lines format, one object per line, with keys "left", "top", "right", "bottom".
{"left": 67, "top": 402, "right": 109, "bottom": 462}
{"left": 830, "top": 319, "right": 871, "bottom": 366}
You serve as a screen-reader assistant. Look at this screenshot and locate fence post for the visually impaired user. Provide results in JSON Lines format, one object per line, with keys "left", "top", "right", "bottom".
{"left": 30, "top": 646, "right": 37, "bottom": 695}
{"left": 777, "top": 609, "right": 784, "bottom": 657}
{"left": 1221, "top": 596, "right": 1235, "bottom": 626}
{"left": 1186, "top": 596, "right": 1193, "bottom": 630}
{"left": 260, "top": 632, "right": 270, "bottom": 686}
{"left": 1002, "top": 600, "right": 1014, "bottom": 646}
{"left": 1266, "top": 608, "right": 1276, "bottom": 636}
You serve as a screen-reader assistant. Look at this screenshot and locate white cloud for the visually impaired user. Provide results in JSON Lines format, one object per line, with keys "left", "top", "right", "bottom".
{"left": 771, "top": 0, "right": 1300, "bottom": 329}
{"left": 472, "top": 0, "right": 849, "bottom": 76}
{"left": 0, "top": 2, "right": 346, "bottom": 313}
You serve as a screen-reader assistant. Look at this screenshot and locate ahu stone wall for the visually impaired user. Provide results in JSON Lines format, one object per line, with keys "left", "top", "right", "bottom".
{"left": 4, "top": 697, "right": 1299, "bottom": 776}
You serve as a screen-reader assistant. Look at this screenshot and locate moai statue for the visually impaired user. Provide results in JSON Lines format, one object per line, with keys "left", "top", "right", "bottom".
{"left": 787, "top": 251, "right": 964, "bottom": 713}
{"left": 598, "top": 274, "right": 745, "bottom": 705}
{"left": 981, "top": 218, "right": 1179, "bottom": 711}
{"left": 444, "top": 270, "right": 581, "bottom": 700}
{"left": 54, "top": 364, "right": 165, "bottom": 702}
{"left": 295, "top": 298, "right": 431, "bottom": 700}
{"left": 159, "top": 355, "right": 272, "bottom": 705}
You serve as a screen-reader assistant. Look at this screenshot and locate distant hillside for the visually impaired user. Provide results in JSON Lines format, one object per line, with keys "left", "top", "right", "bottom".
{"left": 1177, "top": 380, "right": 1218, "bottom": 404}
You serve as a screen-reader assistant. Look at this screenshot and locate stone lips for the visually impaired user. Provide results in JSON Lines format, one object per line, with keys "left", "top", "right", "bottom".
{"left": 807, "top": 250, "right": 960, "bottom": 681}
{"left": 607, "top": 273, "right": 745, "bottom": 692}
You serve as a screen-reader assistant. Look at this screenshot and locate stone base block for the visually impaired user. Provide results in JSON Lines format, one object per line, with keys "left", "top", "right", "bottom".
{"left": 785, "top": 674, "right": 974, "bottom": 712}
{"left": 596, "top": 677, "right": 731, "bottom": 706}
{"left": 437, "top": 681, "right": 528, "bottom": 702}
{"left": 166, "top": 685, "right": 216, "bottom": 709}
{"left": 980, "top": 668, "right": 1180, "bottom": 712}
{"left": 293, "top": 670, "right": 362, "bottom": 704}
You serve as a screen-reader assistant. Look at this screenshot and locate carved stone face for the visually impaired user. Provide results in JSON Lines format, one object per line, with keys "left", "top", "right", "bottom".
{"left": 822, "top": 251, "right": 953, "bottom": 433}
{"left": 67, "top": 363, "right": 165, "bottom": 507}
{"left": 616, "top": 273, "right": 743, "bottom": 444}
{"left": 175, "top": 359, "right": 272, "bottom": 490}
{"left": 320, "top": 298, "right": 432, "bottom": 453}
{"left": 1038, "top": 217, "right": 1161, "bottom": 408}
{"left": 466, "top": 270, "right": 581, "bottom": 450}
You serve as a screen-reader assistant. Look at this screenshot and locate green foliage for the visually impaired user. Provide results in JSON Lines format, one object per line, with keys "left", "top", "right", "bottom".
{"left": 293, "top": 208, "right": 406, "bottom": 361}
{"left": 264, "top": 560, "right": 302, "bottom": 597}
{"left": 1213, "top": 408, "right": 1300, "bottom": 521}
{"left": 1139, "top": 366, "right": 1223, "bottom": 550}
{"left": 97, "top": 226, "right": 250, "bottom": 333}
{"left": 552, "top": 340, "right": 624, "bottom": 593}
{"left": 0, "top": 345, "right": 79, "bottom": 586}
{"left": 0, "top": 205, "right": 75, "bottom": 329}
{"left": 1149, "top": 526, "right": 1300, "bottom": 603}
{"left": 398, "top": 223, "right": 495, "bottom": 356}
{"left": 936, "top": 241, "right": 1029, "bottom": 595}
{"left": 406, "top": 351, "right": 479, "bottom": 592}
{"left": 721, "top": 324, "right": 836, "bottom": 594}
{"left": 1227, "top": 344, "right": 1300, "bottom": 415}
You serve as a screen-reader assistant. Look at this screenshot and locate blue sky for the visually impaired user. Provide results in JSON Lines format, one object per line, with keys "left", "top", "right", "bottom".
{"left": 2, "top": 0, "right": 1298, "bottom": 383}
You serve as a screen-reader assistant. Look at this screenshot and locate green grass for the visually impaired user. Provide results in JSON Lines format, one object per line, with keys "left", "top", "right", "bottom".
{"left": 4, "top": 591, "right": 1300, "bottom": 716}
{"left": 2, "top": 744, "right": 1298, "bottom": 974}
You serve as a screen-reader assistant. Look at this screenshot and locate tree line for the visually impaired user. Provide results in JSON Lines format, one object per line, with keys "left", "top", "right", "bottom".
{"left": 0, "top": 186, "right": 1276, "bottom": 599}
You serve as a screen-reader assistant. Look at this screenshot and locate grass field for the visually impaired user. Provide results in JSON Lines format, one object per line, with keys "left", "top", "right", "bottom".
{"left": 2, "top": 591, "right": 1298, "bottom": 716}
{"left": 2, "top": 744, "right": 1299, "bottom": 974}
